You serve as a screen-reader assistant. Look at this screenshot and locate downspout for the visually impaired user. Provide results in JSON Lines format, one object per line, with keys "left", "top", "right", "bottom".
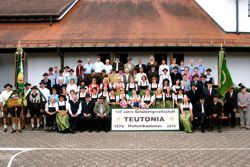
{"left": 236, "top": 0, "right": 239, "bottom": 34}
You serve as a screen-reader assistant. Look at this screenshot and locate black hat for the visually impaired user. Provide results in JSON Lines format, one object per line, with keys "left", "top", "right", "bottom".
{"left": 127, "top": 57, "right": 132, "bottom": 61}
{"left": 59, "top": 94, "right": 66, "bottom": 99}
{"left": 207, "top": 80, "right": 213, "bottom": 84}
{"left": 85, "top": 94, "right": 91, "bottom": 98}
{"left": 42, "top": 73, "right": 49, "bottom": 76}
{"left": 24, "top": 82, "right": 31, "bottom": 86}
{"left": 80, "top": 68, "right": 86, "bottom": 72}
{"left": 151, "top": 64, "right": 156, "bottom": 68}
{"left": 48, "top": 67, "right": 53, "bottom": 71}
{"left": 162, "top": 68, "right": 168, "bottom": 72}
{"left": 59, "top": 69, "right": 64, "bottom": 73}
{"left": 80, "top": 86, "right": 87, "bottom": 90}
{"left": 115, "top": 55, "right": 120, "bottom": 58}
{"left": 206, "top": 68, "right": 212, "bottom": 72}
{"left": 201, "top": 74, "right": 207, "bottom": 78}
{"left": 191, "top": 83, "right": 197, "bottom": 87}
{"left": 192, "top": 74, "right": 199, "bottom": 78}
{"left": 77, "top": 59, "right": 83, "bottom": 63}
{"left": 4, "top": 83, "right": 13, "bottom": 88}
{"left": 64, "top": 66, "right": 70, "bottom": 69}
{"left": 239, "top": 83, "right": 246, "bottom": 90}
{"left": 213, "top": 94, "right": 220, "bottom": 98}
{"left": 13, "top": 90, "right": 18, "bottom": 94}
{"left": 39, "top": 80, "right": 46, "bottom": 85}
{"left": 69, "top": 69, "right": 74, "bottom": 72}
{"left": 173, "top": 66, "right": 178, "bottom": 69}
{"left": 31, "top": 86, "right": 38, "bottom": 90}
{"left": 99, "top": 95, "right": 106, "bottom": 99}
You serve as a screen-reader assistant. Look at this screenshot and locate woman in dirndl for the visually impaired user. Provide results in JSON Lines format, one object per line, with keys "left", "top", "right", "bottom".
{"left": 174, "top": 88, "right": 184, "bottom": 108}
{"left": 180, "top": 95, "right": 193, "bottom": 133}
{"left": 150, "top": 76, "right": 159, "bottom": 95}
{"left": 154, "top": 88, "right": 165, "bottom": 108}
{"left": 126, "top": 77, "right": 138, "bottom": 98}
{"left": 56, "top": 95, "right": 71, "bottom": 133}
{"left": 165, "top": 86, "right": 174, "bottom": 108}
{"left": 141, "top": 89, "right": 155, "bottom": 109}
{"left": 138, "top": 75, "right": 149, "bottom": 97}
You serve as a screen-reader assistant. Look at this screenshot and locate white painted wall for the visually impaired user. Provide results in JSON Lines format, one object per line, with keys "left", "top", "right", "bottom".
{"left": 64, "top": 52, "right": 98, "bottom": 68}
{"left": 184, "top": 52, "right": 219, "bottom": 84}
{"left": 195, "top": 0, "right": 250, "bottom": 32}
{"left": 27, "top": 53, "right": 60, "bottom": 86}
{"left": 226, "top": 52, "right": 250, "bottom": 87}
{"left": 0, "top": 53, "right": 15, "bottom": 91}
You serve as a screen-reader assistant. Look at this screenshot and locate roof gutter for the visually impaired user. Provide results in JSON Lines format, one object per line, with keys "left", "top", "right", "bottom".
{"left": 56, "top": 0, "right": 79, "bottom": 21}
{"left": 236, "top": 0, "right": 239, "bottom": 34}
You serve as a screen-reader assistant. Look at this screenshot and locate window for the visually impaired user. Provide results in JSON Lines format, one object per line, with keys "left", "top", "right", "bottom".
{"left": 115, "top": 53, "right": 128, "bottom": 64}
{"left": 172, "top": 53, "right": 184, "bottom": 65}
{"left": 99, "top": 53, "right": 111, "bottom": 63}
{"left": 154, "top": 53, "right": 168, "bottom": 65}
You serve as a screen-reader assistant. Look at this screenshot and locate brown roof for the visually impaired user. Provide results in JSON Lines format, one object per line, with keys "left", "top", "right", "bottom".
{"left": 0, "top": 0, "right": 76, "bottom": 16}
{"left": 0, "top": 0, "right": 250, "bottom": 48}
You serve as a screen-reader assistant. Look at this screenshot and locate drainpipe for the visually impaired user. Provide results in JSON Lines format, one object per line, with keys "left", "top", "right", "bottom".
{"left": 236, "top": 0, "right": 239, "bottom": 34}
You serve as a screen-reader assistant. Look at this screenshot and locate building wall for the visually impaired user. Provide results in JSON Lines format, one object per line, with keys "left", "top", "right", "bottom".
{"left": 0, "top": 53, "right": 15, "bottom": 90}
{"left": 195, "top": 0, "right": 250, "bottom": 32}
{"left": 1, "top": 51, "right": 250, "bottom": 91}
{"left": 27, "top": 53, "right": 60, "bottom": 86}
{"left": 226, "top": 52, "right": 250, "bottom": 87}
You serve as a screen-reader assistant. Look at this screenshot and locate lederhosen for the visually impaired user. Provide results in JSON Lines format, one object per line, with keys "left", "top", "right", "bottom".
{"left": 46, "top": 104, "right": 56, "bottom": 127}
{"left": 29, "top": 93, "right": 41, "bottom": 118}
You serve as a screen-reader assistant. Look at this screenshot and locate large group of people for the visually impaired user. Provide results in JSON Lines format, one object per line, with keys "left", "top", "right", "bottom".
{"left": 0, "top": 55, "right": 249, "bottom": 133}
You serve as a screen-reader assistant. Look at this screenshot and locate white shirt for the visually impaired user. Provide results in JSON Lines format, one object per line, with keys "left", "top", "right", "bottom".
{"left": 103, "top": 64, "right": 113, "bottom": 74}
{"left": 58, "top": 101, "right": 70, "bottom": 111}
{"left": 45, "top": 102, "right": 59, "bottom": 113}
{"left": 66, "top": 84, "right": 78, "bottom": 94}
{"left": 159, "top": 73, "right": 172, "bottom": 86}
{"left": 39, "top": 88, "right": 50, "bottom": 101}
{"left": 0, "top": 90, "right": 13, "bottom": 105}
{"left": 135, "top": 73, "right": 147, "bottom": 83}
{"left": 94, "top": 61, "right": 104, "bottom": 73}
{"left": 201, "top": 103, "right": 205, "bottom": 113}
{"left": 158, "top": 64, "right": 169, "bottom": 75}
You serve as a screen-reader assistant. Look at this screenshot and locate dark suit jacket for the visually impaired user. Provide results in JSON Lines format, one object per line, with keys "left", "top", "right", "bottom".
{"left": 224, "top": 92, "right": 237, "bottom": 112}
{"left": 54, "top": 83, "right": 67, "bottom": 95}
{"left": 135, "top": 64, "right": 147, "bottom": 73}
{"left": 187, "top": 90, "right": 200, "bottom": 107}
{"left": 146, "top": 62, "right": 158, "bottom": 71}
{"left": 77, "top": 74, "right": 87, "bottom": 85}
{"left": 82, "top": 100, "right": 95, "bottom": 117}
{"left": 123, "top": 74, "right": 132, "bottom": 85}
{"left": 203, "top": 87, "right": 216, "bottom": 103}
{"left": 210, "top": 102, "right": 222, "bottom": 116}
{"left": 41, "top": 79, "right": 52, "bottom": 92}
{"left": 170, "top": 72, "right": 182, "bottom": 85}
{"left": 147, "top": 70, "right": 159, "bottom": 83}
{"left": 191, "top": 80, "right": 203, "bottom": 95}
{"left": 112, "top": 62, "right": 124, "bottom": 72}
{"left": 194, "top": 102, "right": 210, "bottom": 116}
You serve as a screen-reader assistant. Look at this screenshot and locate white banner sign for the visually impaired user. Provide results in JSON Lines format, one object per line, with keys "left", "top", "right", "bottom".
{"left": 112, "top": 108, "right": 180, "bottom": 131}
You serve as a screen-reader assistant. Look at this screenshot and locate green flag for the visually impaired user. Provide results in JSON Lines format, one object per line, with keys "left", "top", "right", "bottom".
{"left": 218, "top": 48, "right": 233, "bottom": 98}
{"left": 16, "top": 43, "right": 25, "bottom": 94}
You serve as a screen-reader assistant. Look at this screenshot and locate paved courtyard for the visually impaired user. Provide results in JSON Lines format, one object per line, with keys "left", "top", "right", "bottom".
{"left": 0, "top": 127, "right": 249, "bottom": 167}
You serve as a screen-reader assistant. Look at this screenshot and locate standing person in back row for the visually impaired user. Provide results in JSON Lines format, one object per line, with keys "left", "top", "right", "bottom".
{"left": 237, "top": 84, "right": 250, "bottom": 130}
{"left": 112, "top": 55, "right": 123, "bottom": 73}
